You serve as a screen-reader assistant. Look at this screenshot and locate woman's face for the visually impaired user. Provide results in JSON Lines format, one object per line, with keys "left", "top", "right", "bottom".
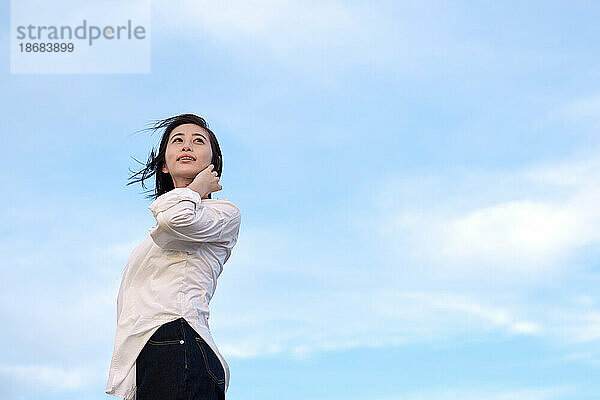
{"left": 162, "top": 123, "right": 213, "bottom": 188}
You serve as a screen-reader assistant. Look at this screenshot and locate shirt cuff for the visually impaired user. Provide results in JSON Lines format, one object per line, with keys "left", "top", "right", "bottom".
{"left": 148, "top": 187, "right": 201, "bottom": 217}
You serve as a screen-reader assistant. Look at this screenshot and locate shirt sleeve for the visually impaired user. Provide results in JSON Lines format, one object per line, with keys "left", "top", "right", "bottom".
{"left": 147, "top": 187, "right": 241, "bottom": 251}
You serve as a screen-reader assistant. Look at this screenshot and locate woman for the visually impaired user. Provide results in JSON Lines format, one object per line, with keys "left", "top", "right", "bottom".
{"left": 105, "top": 113, "right": 242, "bottom": 400}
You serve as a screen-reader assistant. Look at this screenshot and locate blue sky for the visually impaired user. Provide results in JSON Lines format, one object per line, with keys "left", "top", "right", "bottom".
{"left": 1, "top": 1, "right": 600, "bottom": 399}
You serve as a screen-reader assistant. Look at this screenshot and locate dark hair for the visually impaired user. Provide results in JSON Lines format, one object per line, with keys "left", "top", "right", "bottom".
{"left": 127, "top": 113, "right": 223, "bottom": 201}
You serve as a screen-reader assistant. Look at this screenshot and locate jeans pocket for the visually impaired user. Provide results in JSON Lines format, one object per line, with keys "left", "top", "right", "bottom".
{"left": 194, "top": 336, "right": 225, "bottom": 387}
{"left": 147, "top": 339, "right": 183, "bottom": 345}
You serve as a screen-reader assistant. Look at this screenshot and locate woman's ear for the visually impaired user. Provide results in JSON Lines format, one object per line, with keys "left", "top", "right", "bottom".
{"left": 161, "top": 163, "right": 169, "bottom": 174}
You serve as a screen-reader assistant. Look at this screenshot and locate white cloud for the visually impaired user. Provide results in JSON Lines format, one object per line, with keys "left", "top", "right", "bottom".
{"left": 435, "top": 197, "right": 589, "bottom": 273}
{"left": 0, "top": 363, "right": 95, "bottom": 391}
{"left": 548, "top": 93, "right": 600, "bottom": 130}
{"left": 358, "top": 149, "right": 600, "bottom": 283}
{"left": 382, "top": 291, "right": 544, "bottom": 335}
{"left": 208, "top": 287, "right": 544, "bottom": 362}
{"left": 373, "top": 384, "right": 574, "bottom": 400}
{"left": 556, "top": 310, "right": 600, "bottom": 344}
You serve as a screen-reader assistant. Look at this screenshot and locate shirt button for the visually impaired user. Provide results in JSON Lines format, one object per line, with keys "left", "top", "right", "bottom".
{"left": 180, "top": 340, "right": 185, "bottom": 344}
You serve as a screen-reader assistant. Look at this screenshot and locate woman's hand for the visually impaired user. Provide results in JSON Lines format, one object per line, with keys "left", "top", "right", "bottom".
{"left": 187, "top": 164, "right": 222, "bottom": 198}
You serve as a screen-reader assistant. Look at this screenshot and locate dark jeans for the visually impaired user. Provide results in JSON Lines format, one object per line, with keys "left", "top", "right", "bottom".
{"left": 136, "top": 317, "right": 226, "bottom": 400}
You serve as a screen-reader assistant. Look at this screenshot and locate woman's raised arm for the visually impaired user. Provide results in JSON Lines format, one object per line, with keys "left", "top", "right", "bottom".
{"left": 148, "top": 187, "right": 241, "bottom": 251}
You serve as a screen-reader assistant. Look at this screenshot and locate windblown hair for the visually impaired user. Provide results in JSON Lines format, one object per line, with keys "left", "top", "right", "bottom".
{"left": 127, "top": 113, "right": 223, "bottom": 201}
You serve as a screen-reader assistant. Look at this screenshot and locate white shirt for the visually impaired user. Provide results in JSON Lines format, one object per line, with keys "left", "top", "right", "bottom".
{"left": 105, "top": 187, "right": 241, "bottom": 400}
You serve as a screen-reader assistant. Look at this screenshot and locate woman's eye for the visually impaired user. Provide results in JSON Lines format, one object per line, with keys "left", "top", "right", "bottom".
{"left": 172, "top": 138, "right": 203, "bottom": 143}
